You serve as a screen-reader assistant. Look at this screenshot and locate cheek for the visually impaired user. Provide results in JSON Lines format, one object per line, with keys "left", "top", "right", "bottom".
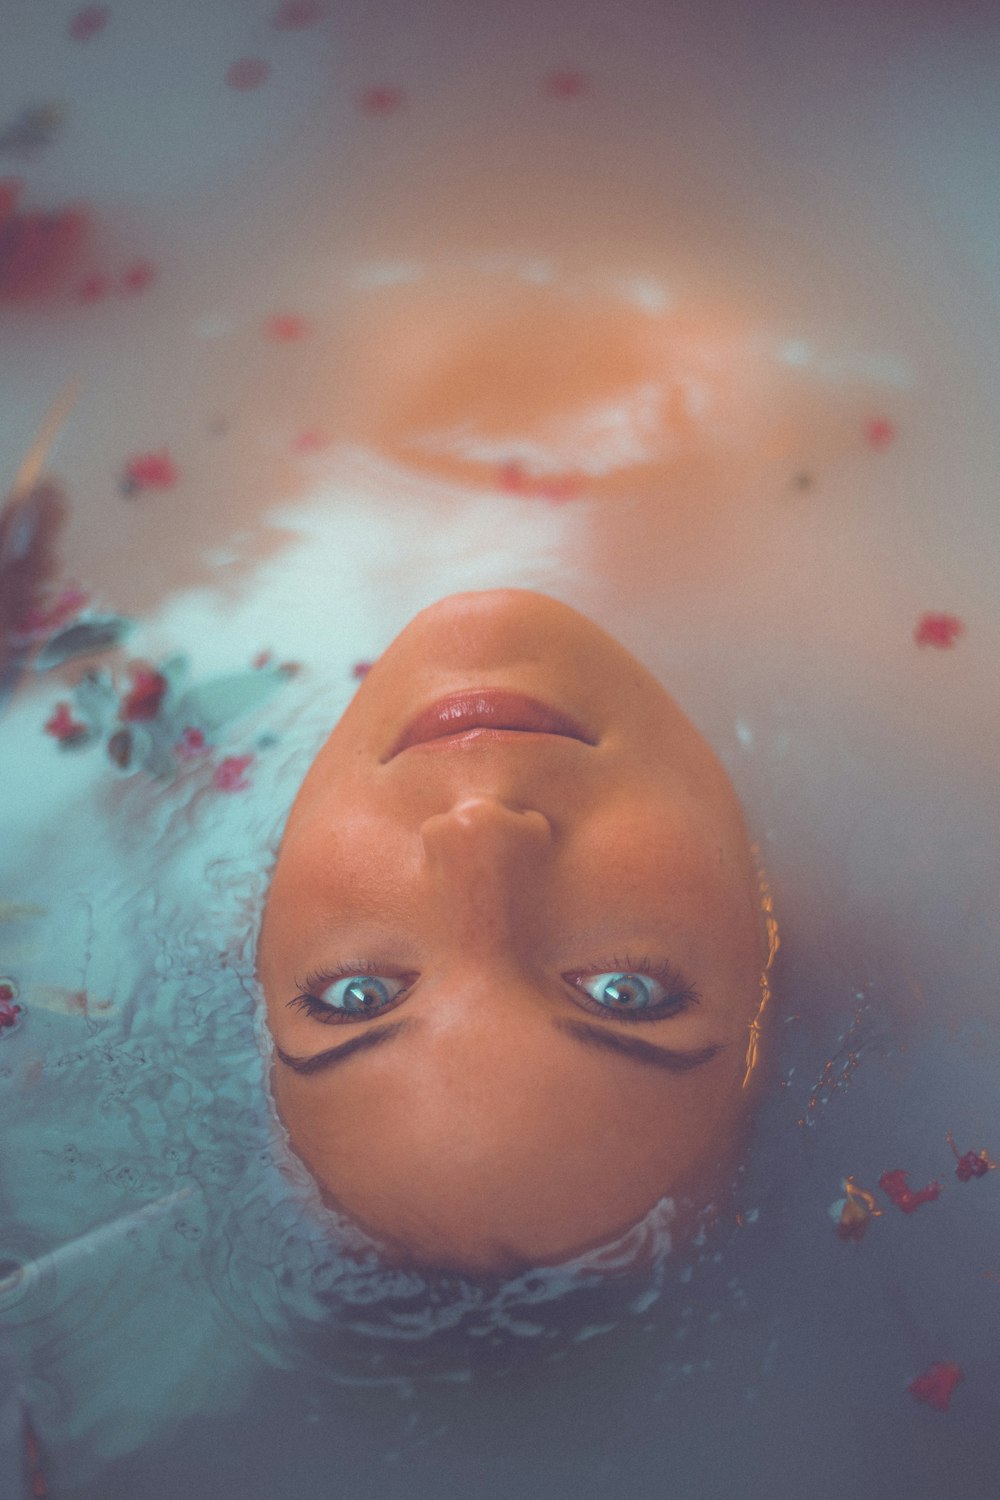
{"left": 257, "top": 833, "right": 352, "bottom": 985}
{"left": 632, "top": 818, "right": 761, "bottom": 998}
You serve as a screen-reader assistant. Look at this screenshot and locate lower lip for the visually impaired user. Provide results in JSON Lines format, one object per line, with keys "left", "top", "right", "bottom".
{"left": 387, "top": 690, "right": 594, "bottom": 759}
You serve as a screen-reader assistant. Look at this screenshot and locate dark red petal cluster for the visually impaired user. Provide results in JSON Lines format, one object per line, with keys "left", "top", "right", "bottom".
{"left": 213, "top": 754, "right": 254, "bottom": 791}
{"left": 954, "top": 1152, "right": 990, "bottom": 1180}
{"left": 272, "top": 1, "right": 326, "bottom": 27}
{"left": 865, "top": 417, "right": 896, "bottom": 447}
{"left": 120, "top": 664, "right": 168, "bottom": 722}
{"left": 359, "top": 87, "right": 404, "bottom": 115}
{"left": 498, "top": 461, "right": 583, "bottom": 503}
{"left": 878, "top": 1169, "right": 941, "bottom": 1214}
{"left": 123, "top": 450, "right": 179, "bottom": 491}
{"left": 265, "top": 313, "right": 307, "bottom": 341}
{"left": 544, "top": 70, "right": 589, "bottom": 98}
{"left": 122, "top": 259, "right": 156, "bottom": 292}
{"left": 44, "top": 702, "right": 89, "bottom": 743}
{"left": 908, "top": 1362, "right": 963, "bottom": 1412}
{"left": 914, "top": 612, "right": 964, "bottom": 648}
{"left": 0, "top": 180, "right": 88, "bottom": 302}
{"left": 68, "top": 6, "right": 110, "bottom": 42}
{"left": 174, "top": 727, "right": 208, "bottom": 761}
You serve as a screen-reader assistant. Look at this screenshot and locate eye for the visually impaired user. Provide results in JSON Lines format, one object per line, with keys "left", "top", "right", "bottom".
{"left": 287, "top": 964, "right": 415, "bottom": 1024}
{"left": 568, "top": 955, "right": 699, "bottom": 1023}
{"left": 285, "top": 955, "right": 699, "bottom": 1027}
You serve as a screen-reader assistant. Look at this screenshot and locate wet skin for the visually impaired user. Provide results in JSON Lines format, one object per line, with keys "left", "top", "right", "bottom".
{"left": 256, "top": 589, "right": 768, "bottom": 1275}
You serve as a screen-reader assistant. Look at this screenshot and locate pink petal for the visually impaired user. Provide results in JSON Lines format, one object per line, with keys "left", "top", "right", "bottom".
{"left": 68, "top": 6, "right": 110, "bottom": 42}
{"left": 123, "top": 449, "right": 179, "bottom": 490}
{"left": 914, "top": 612, "right": 964, "bottom": 649}
{"left": 544, "top": 70, "right": 589, "bottom": 98}
{"left": 865, "top": 417, "right": 896, "bottom": 448}
{"left": 265, "top": 313, "right": 308, "bottom": 341}
{"left": 908, "top": 1362, "right": 964, "bottom": 1412}
{"left": 272, "top": 1, "right": 326, "bottom": 28}
{"left": 78, "top": 272, "right": 109, "bottom": 302}
{"left": 121, "top": 259, "right": 156, "bottom": 292}
{"left": 359, "top": 86, "right": 405, "bottom": 115}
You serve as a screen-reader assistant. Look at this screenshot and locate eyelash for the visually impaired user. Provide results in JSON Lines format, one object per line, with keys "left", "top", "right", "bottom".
{"left": 568, "top": 954, "right": 700, "bottom": 1024}
{"left": 288, "top": 960, "right": 415, "bottom": 1026}
{"left": 287, "top": 954, "right": 700, "bottom": 1026}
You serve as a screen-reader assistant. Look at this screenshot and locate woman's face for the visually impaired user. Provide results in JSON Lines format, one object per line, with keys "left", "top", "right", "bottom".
{"left": 257, "top": 590, "right": 767, "bottom": 1274}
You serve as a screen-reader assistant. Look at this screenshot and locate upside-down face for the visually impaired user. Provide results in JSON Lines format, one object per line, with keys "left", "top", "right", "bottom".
{"left": 257, "top": 589, "right": 768, "bottom": 1274}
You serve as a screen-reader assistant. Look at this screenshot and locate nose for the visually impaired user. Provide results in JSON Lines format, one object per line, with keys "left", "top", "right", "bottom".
{"left": 419, "top": 796, "right": 554, "bottom": 954}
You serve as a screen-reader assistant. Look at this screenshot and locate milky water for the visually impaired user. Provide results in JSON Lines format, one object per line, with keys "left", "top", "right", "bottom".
{"left": 1, "top": 2, "right": 998, "bottom": 1496}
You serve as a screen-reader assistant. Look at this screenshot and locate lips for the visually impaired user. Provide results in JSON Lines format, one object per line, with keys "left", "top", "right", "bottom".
{"left": 387, "top": 689, "right": 595, "bottom": 759}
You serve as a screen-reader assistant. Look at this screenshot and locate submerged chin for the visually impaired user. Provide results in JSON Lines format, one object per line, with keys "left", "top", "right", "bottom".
{"left": 301, "top": 1148, "right": 746, "bottom": 1280}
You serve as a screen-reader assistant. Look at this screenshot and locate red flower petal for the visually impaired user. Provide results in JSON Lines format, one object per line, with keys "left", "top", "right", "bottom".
{"left": 120, "top": 665, "right": 167, "bottom": 722}
{"left": 865, "top": 417, "right": 896, "bottom": 448}
{"left": 908, "top": 1362, "right": 963, "bottom": 1413}
{"left": 914, "top": 612, "right": 964, "bottom": 649}
{"left": 947, "top": 1131, "right": 995, "bottom": 1180}
{"left": 121, "top": 259, "right": 156, "bottom": 293}
{"left": 77, "top": 272, "right": 108, "bottom": 302}
{"left": 544, "top": 70, "right": 589, "bottom": 98}
{"left": 879, "top": 1168, "right": 941, "bottom": 1214}
{"left": 0, "top": 201, "right": 89, "bottom": 302}
{"left": 359, "top": 86, "right": 404, "bottom": 115}
{"left": 44, "top": 702, "right": 88, "bottom": 742}
{"left": 123, "top": 449, "right": 179, "bottom": 490}
{"left": 0, "top": 1002, "right": 22, "bottom": 1031}
{"left": 499, "top": 461, "right": 527, "bottom": 492}
{"left": 213, "top": 754, "right": 254, "bottom": 791}
{"left": 68, "top": 6, "right": 110, "bottom": 42}
{"left": 272, "top": 1, "right": 326, "bottom": 27}
{"left": 292, "top": 428, "right": 330, "bottom": 453}
{"left": 265, "top": 313, "right": 307, "bottom": 341}
{"left": 498, "top": 461, "right": 583, "bottom": 503}
{"left": 174, "top": 727, "right": 208, "bottom": 761}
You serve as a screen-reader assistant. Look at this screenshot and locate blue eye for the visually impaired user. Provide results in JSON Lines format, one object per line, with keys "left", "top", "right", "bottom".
{"left": 289, "top": 966, "right": 413, "bottom": 1023}
{"left": 287, "top": 954, "right": 699, "bottom": 1027}
{"left": 317, "top": 975, "right": 399, "bottom": 1015}
{"left": 571, "top": 956, "right": 699, "bottom": 1021}
{"left": 584, "top": 972, "right": 659, "bottom": 1012}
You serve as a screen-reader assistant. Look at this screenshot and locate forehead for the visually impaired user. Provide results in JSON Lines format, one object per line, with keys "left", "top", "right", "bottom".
{"left": 267, "top": 993, "right": 753, "bottom": 1271}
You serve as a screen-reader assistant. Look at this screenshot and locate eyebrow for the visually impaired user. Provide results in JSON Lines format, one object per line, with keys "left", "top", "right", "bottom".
{"left": 273, "top": 1015, "right": 725, "bottom": 1078}
{"left": 553, "top": 1018, "right": 726, "bottom": 1073}
{"left": 273, "top": 1019, "right": 412, "bottom": 1075}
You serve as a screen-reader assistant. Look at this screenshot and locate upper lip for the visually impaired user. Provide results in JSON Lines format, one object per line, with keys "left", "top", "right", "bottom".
{"left": 386, "top": 689, "right": 596, "bottom": 760}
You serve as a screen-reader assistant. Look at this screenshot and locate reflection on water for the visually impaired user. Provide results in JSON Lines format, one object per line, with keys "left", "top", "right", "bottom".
{"left": 2, "top": 1, "right": 999, "bottom": 1496}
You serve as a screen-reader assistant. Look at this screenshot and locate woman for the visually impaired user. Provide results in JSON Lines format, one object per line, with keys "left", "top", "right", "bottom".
{"left": 256, "top": 586, "right": 778, "bottom": 1276}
